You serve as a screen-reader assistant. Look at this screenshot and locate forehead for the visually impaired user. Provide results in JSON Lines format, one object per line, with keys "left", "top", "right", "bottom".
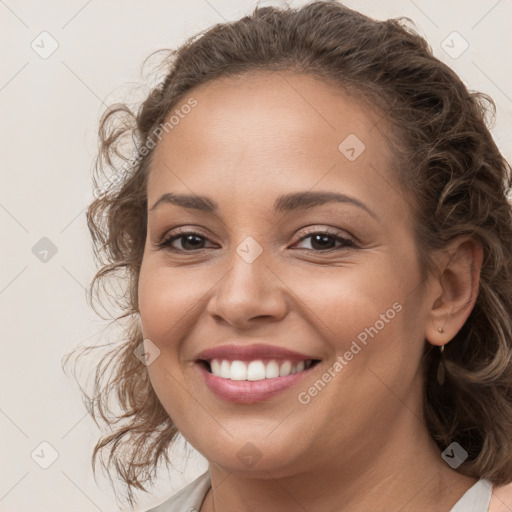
{"left": 147, "top": 71, "right": 395, "bottom": 211}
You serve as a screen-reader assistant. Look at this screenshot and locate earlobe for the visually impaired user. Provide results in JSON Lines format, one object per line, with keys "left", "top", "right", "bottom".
{"left": 425, "top": 236, "right": 484, "bottom": 347}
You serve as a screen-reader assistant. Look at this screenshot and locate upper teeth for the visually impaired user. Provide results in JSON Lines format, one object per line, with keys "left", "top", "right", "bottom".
{"left": 209, "top": 359, "right": 312, "bottom": 381}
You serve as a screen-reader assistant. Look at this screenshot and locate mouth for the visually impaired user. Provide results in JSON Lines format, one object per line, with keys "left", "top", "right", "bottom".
{"left": 195, "top": 353, "right": 321, "bottom": 403}
{"left": 194, "top": 343, "right": 322, "bottom": 403}
{"left": 197, "top": 358, "right": 321, "bottom": 381}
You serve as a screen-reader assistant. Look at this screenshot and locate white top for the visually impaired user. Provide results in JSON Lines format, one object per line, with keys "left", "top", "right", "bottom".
{"left": 145, "top": 471, "right": 493, "bottom": 512}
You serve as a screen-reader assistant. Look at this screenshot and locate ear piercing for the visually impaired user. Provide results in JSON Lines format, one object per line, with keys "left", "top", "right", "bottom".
{"left": 437, "top": 344, "right": 445, "bottom": 385}
{"left": 436, "top": 321, "right": 446, "bottom": 385}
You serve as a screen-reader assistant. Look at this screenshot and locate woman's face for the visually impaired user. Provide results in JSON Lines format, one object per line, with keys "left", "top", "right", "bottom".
{"left": 138, "top": 71, "right": 434, "bottom": 477}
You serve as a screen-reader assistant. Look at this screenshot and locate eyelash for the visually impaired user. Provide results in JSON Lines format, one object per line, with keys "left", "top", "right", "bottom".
{"left": 156, "top": 228, "right": 355, "bottom": 253}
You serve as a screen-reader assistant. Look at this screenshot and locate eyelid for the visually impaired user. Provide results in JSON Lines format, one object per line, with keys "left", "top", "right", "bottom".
{"left": 156, "top": 227, "right": 215, "bottom": 250}
{"left": 296, "top": 225, "right": 351, "bottom": 241}
{"left": 156, "top": 225, "right": 356, "bottom": 252}
{"left": 292, "top": 227, "right": 356, "bottom": 250}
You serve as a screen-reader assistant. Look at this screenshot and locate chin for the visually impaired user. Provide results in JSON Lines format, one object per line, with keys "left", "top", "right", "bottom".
{"left": 187, "top": 430, "right": 312, "bottom": 477}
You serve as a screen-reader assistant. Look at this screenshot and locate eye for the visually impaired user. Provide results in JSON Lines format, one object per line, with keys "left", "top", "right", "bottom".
{"left": 156, "top": 228, "right": 356, "bottom": 253}
{"left": 293, "top": 230, "right": 355, "bottom": 251}
{"left": 157, "top": 230, "right": 215, "bottom": 252}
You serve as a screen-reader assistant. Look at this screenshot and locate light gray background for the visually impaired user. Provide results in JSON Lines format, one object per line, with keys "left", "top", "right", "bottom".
{"left": 1, "top": 0, "right": 511, "bottom": 510}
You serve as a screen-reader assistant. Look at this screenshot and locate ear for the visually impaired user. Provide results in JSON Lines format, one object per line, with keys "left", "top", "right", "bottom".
{"left": 425, "top": 236, "right": 484, "bottom": 347}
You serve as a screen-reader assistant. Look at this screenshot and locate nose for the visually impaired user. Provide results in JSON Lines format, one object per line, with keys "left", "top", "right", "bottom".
{"left": 206, "top": 250, "right": 289, "bottom": 328}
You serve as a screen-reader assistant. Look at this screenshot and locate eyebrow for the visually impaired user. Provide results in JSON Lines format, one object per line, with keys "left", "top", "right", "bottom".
{"left": 149, "top": 191, "right": 378, "bottom": 220}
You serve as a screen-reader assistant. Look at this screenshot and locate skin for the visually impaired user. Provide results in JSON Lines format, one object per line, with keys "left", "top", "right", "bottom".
{"left": 138, "top": 71, "right": 485, "bottom": 511}
{"left": 490, "top": 486, "right": 512, "bottom": 511}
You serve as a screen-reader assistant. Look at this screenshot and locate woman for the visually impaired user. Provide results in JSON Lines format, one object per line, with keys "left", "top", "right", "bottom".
{"left": 83, "top": 1, "right": 512, "bottom": 510}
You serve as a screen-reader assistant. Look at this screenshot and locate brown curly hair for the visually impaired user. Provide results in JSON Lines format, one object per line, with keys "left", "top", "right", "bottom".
{"left": 71, "top": 0, "right": 512, "bottom": 504}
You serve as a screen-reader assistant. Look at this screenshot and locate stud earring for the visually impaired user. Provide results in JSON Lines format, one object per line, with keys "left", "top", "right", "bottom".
{"left": 438, "top": 327, "right": 444, "bottom": 333}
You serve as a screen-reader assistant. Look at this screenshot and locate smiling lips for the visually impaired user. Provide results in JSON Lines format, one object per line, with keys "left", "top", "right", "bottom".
{"left": 195, "top": 343, "right": 321, "bottom": 403}
{"left": 209, "top": 358, "right": 316, "bottom": 381}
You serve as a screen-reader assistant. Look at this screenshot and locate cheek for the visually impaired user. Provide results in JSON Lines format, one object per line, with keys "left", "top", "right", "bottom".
{"left": 137, "top": 262, "right": 204, "bottom": 432}
{"left": 292, "top": 255, "right": 422, "bottom": 394}
{"left": 288, "top": 257, "right": 403, "bottom": 342}
{"left": 138, "top": 260, "right": 206, "bottom": 342}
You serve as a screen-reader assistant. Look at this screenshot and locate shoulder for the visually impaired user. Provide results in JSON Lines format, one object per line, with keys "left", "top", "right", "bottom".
{"left": 489, "top": 482, "right": 512, "bottom": 512}
{"left": 142, "top": 471, "right": 211, "bottom": 512}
